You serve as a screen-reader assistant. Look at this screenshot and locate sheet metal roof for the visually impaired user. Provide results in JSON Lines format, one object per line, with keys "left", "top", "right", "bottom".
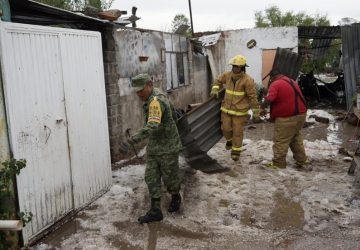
{"left": 298, "top": 26, "right": 341, "bottom": 59}
{"left": 10, "top": 0, "right": 129, "bottom": 29}
{"left": 298, "top": 26, "right": 341, "bottom": 39}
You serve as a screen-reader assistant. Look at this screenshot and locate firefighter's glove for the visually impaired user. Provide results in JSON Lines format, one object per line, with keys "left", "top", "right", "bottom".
{"left": 253, "top": 113, "right": 262, "bottom": 123}
{"left": 210, "top": 88, "right": 219, "bottom": 98}
{"left": 260, "top": 108, "right": 267, "bottom": 117}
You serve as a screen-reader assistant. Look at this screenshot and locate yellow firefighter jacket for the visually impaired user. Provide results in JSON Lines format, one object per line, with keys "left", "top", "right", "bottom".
{"left": 212, "top": 71, "right": 259, "bottom": 116}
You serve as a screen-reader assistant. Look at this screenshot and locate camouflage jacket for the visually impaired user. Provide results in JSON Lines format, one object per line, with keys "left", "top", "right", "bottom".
{"left": 131, "top": 88, "right": 182, "bottom": 155}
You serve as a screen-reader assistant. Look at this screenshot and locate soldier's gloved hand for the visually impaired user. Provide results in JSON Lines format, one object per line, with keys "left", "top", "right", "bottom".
{"left": 253, "top": 113, "right": 262, "bottom": 123}
{"left": 119, "top": 141, "right": 131, "bottom": 154}
{"left": 210, "top": 88, "right": 219, "bottom": 98}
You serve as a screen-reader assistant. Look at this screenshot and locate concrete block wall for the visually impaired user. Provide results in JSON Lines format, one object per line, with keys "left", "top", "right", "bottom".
{"left": 102, "top": 26, "right": 122, "bottom": 161}
{"left": 102, "top": 26, "right": 210, "bottom": 162}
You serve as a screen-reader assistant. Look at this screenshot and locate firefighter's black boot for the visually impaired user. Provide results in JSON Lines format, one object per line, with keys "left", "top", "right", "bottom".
{"left": 225, "top": 140, "right": 232, "bottom": 150}
{"left": 168, "top": 193, "right": 181, "bottom": 213}
{"left": 138, "top": 198, "right": 163, "bottom": 224}
{"left": 231, "top": 150, "right": 240, "bottom": 161}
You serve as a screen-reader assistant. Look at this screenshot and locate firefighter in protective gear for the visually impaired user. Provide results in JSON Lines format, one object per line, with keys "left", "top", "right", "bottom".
{"left": 210, "top": 55, "right": 260, "bottom": 161}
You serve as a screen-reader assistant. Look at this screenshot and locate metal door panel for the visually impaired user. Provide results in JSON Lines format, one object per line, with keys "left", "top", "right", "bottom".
{"left": 0, "top": 23, "right": 73, "bottom": 242}
{"left": 60, "top": 32, "right": 112, "bottom": 208}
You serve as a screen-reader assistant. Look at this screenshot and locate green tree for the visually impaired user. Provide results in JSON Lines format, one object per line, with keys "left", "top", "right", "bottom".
{"left": 254, "top": 5, "right": 338, "bottom": 73}
{"left": 171, "top": 14, "right": 192, "bottom": 36}
{"left": 36, "top": 0, "right": 114, "bottom": 11}
{"left": 254, "top": 5, "right": 330, "bottom": 27}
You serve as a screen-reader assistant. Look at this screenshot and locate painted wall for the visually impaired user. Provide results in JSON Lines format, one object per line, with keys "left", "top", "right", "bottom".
{"left": 211, "top": 27, "right": 298, "bottom": 84}
{"left": 106, "top": 27, "right": 209, "bottom": 161}
{"left": 113, "top": 28, "right": 166, "bottom": 141}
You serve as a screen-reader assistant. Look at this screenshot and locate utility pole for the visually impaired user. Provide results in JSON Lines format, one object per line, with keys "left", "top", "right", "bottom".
{"left": 188, "top": 0, "right": 194, "bottom": 36}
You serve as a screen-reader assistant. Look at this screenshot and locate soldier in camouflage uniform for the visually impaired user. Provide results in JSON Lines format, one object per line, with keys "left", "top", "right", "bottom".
{"left": 121, "top": 73, "right": 182, "bottom": 223}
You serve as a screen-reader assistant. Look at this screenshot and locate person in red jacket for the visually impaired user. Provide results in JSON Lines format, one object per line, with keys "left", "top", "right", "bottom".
{"left": 261, "top": 69, "right": 309, "bottom": 170}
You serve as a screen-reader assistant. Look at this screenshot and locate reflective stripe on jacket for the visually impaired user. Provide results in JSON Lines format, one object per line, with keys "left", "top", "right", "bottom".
{"left": 211, "top": 71, "right": 259, "bottom": 116}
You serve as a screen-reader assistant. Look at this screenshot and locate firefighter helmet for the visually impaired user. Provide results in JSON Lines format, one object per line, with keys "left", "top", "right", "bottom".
{"left": 228, "top": 55, "right": 248, "bottom": 67}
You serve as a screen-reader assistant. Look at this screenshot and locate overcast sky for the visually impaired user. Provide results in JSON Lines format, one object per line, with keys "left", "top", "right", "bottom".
{"left": 111, "top": 0, "right": 360, "bottom": 32}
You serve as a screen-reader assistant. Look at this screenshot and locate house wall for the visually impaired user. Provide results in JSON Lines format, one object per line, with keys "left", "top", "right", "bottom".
{"left": 103, "top": 27, "right": 209, "bottom": 161}
{"left": 191, "top": 53, "right": 210, "bottom": 103}
{"left": 211, "top": 27, "right": 298, "bottom": 85}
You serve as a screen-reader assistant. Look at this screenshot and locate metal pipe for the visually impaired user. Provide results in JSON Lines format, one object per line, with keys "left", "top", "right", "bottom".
{"left": 0, "top": 220, "right": 23, "bottom": 231}
{"left": 187, "top": 103, "right": 202, "bottom": 112}
{"left": 188, "top": 0, "right": 194, "bottom": 36}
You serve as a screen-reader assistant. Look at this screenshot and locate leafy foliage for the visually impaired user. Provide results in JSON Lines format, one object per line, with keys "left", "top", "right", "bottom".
{"left": 0, "top": 159, "right": 32, "bottom": 250}
{"left": 171, "top": 14, "right": 192, "bottom": 36}
{"left": 254, "top": 5, "right": 339, "bottom": 73}
{"left": 36, "top": 0, "right": 114, "bottom": 11}
{"left": 254, "top": 5, "right": 330, "bottom": 27}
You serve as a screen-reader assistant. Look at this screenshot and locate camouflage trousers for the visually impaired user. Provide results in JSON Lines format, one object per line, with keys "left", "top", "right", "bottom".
{"left": 273, "top": 113, "right": 307, "bottom": 168}
{"left": 145, "top": 153, "right": 181, "bottom": 199}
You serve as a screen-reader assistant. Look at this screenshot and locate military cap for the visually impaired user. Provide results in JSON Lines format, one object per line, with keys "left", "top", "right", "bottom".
{"left": 131, "top": 73, "right": 151, "bottom": 92}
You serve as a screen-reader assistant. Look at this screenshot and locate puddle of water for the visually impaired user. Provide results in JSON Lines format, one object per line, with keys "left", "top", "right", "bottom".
{"left": 269, "top": 192, "right": 304, "bottom": 230}
{"left": 146, "top": 222, "right": 209, "bottom": 250}
{"left": 86, "top": 204, "right": 99, "bottom": 211}
{"left": 225, "top": 169, "right": 239, "bottom": 177}
{"left": 246, "top": 118, "right": 358, "bottom": 152}
{"left": 241, "top": 208, "right": 256, "bottom": 226}
{"left": 106, "top": 235, "right": 143, "bottom": 250}
{"left": 113, "top": 220, "right": 144, "bottom": 237}
{"left": 219, "top": 199, "right": 230, "bottom": 207}
{"left": 38, "top": 219, "right": 84, "bottom": 248}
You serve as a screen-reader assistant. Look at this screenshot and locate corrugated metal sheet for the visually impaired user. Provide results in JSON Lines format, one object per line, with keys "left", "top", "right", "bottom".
{"left": 298, "top": 26, "right": 341, "bottom": 60}
{"left": 60, "top": 32, "right": 112, "bottom": 208}
{"left": 272, "top": 47, "right": 303, "bottom": 80}
{"left": 298, "top": 26, "right": 341, "bottom": 39}
{"left": 341, "top": 23, "right": 360, "bottom": 109}
{"left": 198, "top": 33, "right": 221, "bottom": 47}
{"left": 185, "top": 96, "right": 223, "bottom": 152}
{"left": 310, "top": 38, "right": 333, "bottom": 59}
{"left": 177, "top": 91, "right": 226, "bottom": 173}
{"left": 0, "top": 22, "right": 111, "bottom": 244}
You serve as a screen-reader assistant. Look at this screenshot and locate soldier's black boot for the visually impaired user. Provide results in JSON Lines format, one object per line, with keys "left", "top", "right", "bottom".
{"left": 138, "top": 198, "right": 163, "bottom": 224}
{"left": 168, "top": 194, "right": 181, "bottom": 213}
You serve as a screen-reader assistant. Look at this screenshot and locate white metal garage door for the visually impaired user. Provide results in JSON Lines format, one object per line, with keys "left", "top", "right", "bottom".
{"left": 0, "top": 22, "right": 112, "bottom": 244}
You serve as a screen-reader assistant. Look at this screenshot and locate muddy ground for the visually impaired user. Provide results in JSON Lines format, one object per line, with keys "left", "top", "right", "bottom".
{"left": 32, "top": 110, "right": 360, "bottom": 250}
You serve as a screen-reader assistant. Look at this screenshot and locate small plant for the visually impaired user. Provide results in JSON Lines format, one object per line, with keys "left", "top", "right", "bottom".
{"left": 0, "top": 158, "right": 32, "bottom": 249}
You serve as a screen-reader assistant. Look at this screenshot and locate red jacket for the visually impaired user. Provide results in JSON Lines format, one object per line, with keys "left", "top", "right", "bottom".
{"left": 265, "top": 75, "right": 307, "bottom": 118}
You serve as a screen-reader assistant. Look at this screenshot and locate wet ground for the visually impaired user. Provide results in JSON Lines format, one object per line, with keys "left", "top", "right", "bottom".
{"left": 32, "top": 109, "right": 360, "bottom": 250}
